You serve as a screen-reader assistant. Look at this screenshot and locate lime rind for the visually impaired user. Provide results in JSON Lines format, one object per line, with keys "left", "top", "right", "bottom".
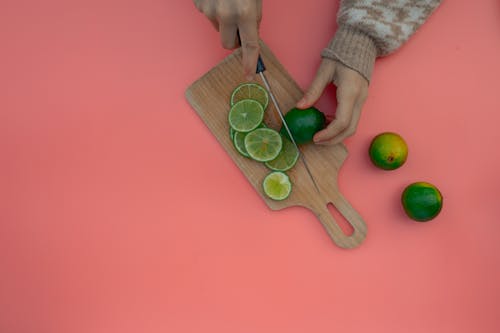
{"left": 265, "top": 136, "right": 299, "bottom": 171}
{"left": 262, "top": 171, "right": 292, "bottom": 201}
{"left": 228, "top": 99, "right": 264, "bottom": 133}
{"left": 230, "top": 83, "right": 269, "bottom": 110}
{"left": 244, "top": 128, "right": 283, "bottom": 162}
{"left": 232, "top": 131, "right": 250, "bottom": 158}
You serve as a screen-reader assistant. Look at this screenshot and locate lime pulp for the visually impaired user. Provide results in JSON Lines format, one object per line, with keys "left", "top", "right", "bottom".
{"left": 244, "top": 128, "right": 283, "bottom": 162}
{"left": 228, "top": 99, "right": 264, "bottom": 133}
{"left": 262, "top": 171, "right": 292, "bottom": 201}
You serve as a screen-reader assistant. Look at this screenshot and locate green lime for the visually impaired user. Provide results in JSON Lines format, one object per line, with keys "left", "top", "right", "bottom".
{"left": 280, "top": 107, "right": 326, "bottom": 144}
{"left": 232, "top": 131, "right": 250, "bottom": 157}
{"left": 232, "top": 123, "right": 267, "bottom": 157}
{"left": 265, "top": 136, "right": 299, "bottom": 171}
{"left": 244, "top": 128, "right": 283, "bottom": 162}
{"left": 230, "top": 83, "right": 269, "bottom": 110}
{"left": 262, "top": 171, "right": 292, "bottom": 201}
{"left": 369, "top": 132, "right": 408, "bottom": 170}
{"left": 401, "top": 182, "right": 443, "bottom": 222}
{"left": 228, "top": 99, "right": 264, "bottom": 133}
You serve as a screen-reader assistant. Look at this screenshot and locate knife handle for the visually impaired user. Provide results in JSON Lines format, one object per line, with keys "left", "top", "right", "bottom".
{"left": 255, "top": 55, "right": 266, "bottom": 73}
{"left": 236, "top": 30, "right": 266, "bottom": 74}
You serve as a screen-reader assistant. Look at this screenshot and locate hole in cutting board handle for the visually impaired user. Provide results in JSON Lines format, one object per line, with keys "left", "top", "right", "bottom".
{"left": 326, "top": 203, "right": 354, "bottom": 236}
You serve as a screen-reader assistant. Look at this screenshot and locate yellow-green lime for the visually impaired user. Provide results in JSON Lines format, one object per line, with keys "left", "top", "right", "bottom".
{"left": 369, "top": 132, "right": 408, "bottom": 170}
{"left": 228, "top": 99, "right": 264, "bottom": 133}
{"left": 265, "top": 136, "right": 299, "bottom": 171}
{"left": 244, "top": 128, "right": 282, "bottom": 162}
{"left": 262, "top": 171, "right": 292, "bottom": 201}
{"left": 231, "top": 82, "right": 269, "bottom": 110}
{"left": 401, "top": 182, "right": 443, "bottom": 222}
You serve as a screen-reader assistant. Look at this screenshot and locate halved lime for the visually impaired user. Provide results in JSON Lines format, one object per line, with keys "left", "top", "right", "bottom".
{"left": 244, "top": 128, "right": 283, "bottom": 162}
{"left": 231, "top": 83, "right": 269, "bottom": 110}
{"left": 232, "top": 130, "right": 250, "bottom": 157}
{"left": 228, "top": 99, "right": 264, "bottom": 133}
{"left": 262, "top": 171, "right": 292, "bottom": 201}
{"left": 265, "top": 136, "right": 299, "bottom": 171}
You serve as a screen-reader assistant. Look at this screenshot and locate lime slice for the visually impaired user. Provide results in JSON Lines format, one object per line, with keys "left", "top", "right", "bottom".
{"left": 231, "top": 83, "right": 269, "bottom": 110}
{"left": 232, "top": 123, "right": 266, "bottom": 157}
{"left": 228, "top": 99, "right": 264, "bottom": 133}
{"left": 232, "top": 130, "right": 250, "bottom": 157}
{"left": 265, "top": 136, "right": 299, "bottom": 171}
{"left": 244, "top": 128, "right": 283, "bottom": 162}
{"left": 262, "top": 171, "right": 292, "bottom": 201}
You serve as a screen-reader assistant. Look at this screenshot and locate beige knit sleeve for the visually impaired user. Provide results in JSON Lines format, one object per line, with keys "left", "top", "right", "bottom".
{"left": 321, "top": 0, "right": 442, "bottom": 82}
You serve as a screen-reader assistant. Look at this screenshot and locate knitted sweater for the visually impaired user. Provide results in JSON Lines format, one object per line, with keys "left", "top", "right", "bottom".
{"left": 321, "top": 0, "right": 442, "bottom": 82}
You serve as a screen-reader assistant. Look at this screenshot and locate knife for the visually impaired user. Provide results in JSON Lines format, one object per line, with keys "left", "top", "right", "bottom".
{"left": 237, "top": 33, "right": 321, "bottom": 194}
{"left": 254, "top": 55, "right": 321, "bottom": 194}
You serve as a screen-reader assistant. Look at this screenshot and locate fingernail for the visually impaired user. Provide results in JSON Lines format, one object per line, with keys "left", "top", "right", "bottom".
{"left": 313, "top": 136, "right": 323, "bottom": 144}
{"left": 246, "top": 74, "right": 254, "bottom": 81}
{"left": 296, "top": 99, "right": 306, "bottom": 108}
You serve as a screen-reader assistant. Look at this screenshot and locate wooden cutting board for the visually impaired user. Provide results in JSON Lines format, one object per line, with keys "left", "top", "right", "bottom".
{"left": 185, "top": 42, "right": 367, "bottom": 249}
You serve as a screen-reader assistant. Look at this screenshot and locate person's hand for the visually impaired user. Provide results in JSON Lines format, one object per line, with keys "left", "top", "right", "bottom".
{"left": 296, "top": 58, "right": 369, "bottom": 145}
{"left": 194, "top": 0, "right": 262, "bottom": 80}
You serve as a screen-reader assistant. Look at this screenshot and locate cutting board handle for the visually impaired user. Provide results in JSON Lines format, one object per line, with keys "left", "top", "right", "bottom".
{"left": 312, "top": 194, "right": 367, "bottom": 249}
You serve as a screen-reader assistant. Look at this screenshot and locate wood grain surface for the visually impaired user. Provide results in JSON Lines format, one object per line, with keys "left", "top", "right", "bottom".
{"left": 185, "top": 42, "right": 367, "bottom": 248}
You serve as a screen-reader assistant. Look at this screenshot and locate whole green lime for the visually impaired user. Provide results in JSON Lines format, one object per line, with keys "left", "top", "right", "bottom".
{"left": 401, "top": 182, "right": 443, "bottom": 222}
{"left": 280, "top": 107, "right": 326, "bottom": 145}
{"left": 369, "top": 132, "right": 408, "bottom": 170}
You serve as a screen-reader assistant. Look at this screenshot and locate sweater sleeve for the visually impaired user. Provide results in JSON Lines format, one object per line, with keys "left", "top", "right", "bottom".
{"left": 321, "top": 0, "right": 442, "bottom": 82}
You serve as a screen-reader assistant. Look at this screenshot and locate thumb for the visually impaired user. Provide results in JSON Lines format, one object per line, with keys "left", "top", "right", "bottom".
{"left": 296, "top": 59, "right": 336, "bottom": 109}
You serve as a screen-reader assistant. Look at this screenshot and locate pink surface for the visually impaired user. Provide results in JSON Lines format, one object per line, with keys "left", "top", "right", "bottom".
{"left": 1, "top": 0, "right": 500, "bottom": 332}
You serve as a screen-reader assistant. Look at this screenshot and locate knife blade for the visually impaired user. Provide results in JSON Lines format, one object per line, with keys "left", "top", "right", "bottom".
{"left": 236, "top": 31, "right": 321, "bottom": 193}
{"left": 255, "top": 58, "right": 321, "bottom": 194}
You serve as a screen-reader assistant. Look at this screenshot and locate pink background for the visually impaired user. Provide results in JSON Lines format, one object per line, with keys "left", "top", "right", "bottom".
{"left": 1, "top": 0, "right": 500, "bottom": 332}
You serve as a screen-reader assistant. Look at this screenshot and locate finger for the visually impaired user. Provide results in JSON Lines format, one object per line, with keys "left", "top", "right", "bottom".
{"left": 208, "top": 18, "right": 219, "bottom": 31}
{"left": 238, "top": 19, "right": 260, "bottom": 81}
{"left": 321, "top": 96, "right": 364, "bottom": 145}
{"left": 219, "top": 22, "right": 238, "bottom": 49}
{"left": 256, "top": 0, "right": 263, "bottom": 25}
{"left": 194, "top": 1, "right": 219, "bottom": 30}
{"left": 193, "top": 0, "right": 201, "bottom": 11}
{"left": 296, "top": 59, "right": 336, "bottom": 109}
{"left": 313, "top": 84, "right": 358, "bottom": 144}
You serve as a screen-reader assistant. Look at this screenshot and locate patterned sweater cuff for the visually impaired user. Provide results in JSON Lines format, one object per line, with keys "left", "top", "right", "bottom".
{"left": 321, "top": 26, "right": 378, "bottom": 82}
